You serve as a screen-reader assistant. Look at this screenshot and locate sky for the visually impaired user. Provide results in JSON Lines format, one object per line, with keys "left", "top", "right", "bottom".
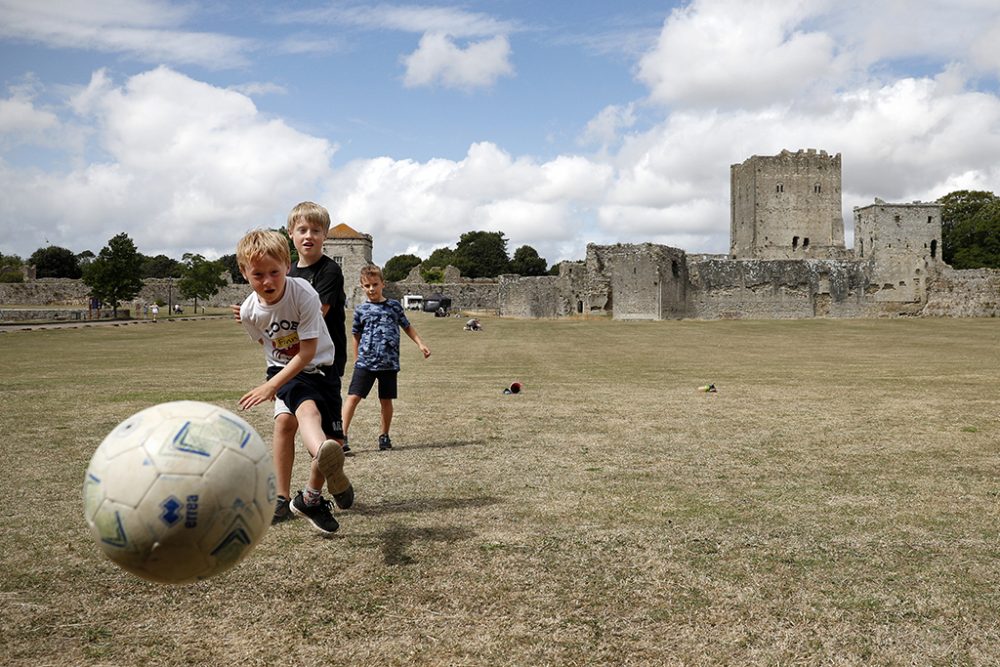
{"left": 1, "top": 0, "right": 999, "bottom": 267}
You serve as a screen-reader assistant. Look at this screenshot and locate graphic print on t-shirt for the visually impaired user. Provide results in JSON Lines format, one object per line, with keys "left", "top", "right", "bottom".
{"left": 268, "top": 319, "right": 301, "bottom": 362}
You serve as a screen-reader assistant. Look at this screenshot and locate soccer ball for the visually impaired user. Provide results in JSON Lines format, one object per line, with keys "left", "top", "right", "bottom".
{"left": 83, "top": 401, "right": 276, "bottom": 584}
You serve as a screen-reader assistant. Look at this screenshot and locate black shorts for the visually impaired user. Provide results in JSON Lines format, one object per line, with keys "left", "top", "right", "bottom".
{"left": 348, "top": 367, "right": 398, "bottom": 400}
{"left": 266, "top": 365, "right": 344, "bottom": 439}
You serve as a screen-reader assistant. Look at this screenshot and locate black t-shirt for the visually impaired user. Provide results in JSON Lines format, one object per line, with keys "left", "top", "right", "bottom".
{"left": 290, "top": 255, "right": 347, "bottom": 377}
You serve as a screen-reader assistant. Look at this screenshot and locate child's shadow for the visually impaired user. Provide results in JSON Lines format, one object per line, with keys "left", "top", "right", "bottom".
{"left": 380, "top": 523, "right": 475, "bottom": 566}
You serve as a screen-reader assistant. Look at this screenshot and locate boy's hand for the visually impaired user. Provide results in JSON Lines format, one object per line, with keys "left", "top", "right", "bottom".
{"left": 239, "top": 383, "right": 276, "bottom": 411}
{"left": 419, "top": 344, "right": 431, "bottom": 359}
{"left": 230, "top": 304, "right": 241, "bottom": 321}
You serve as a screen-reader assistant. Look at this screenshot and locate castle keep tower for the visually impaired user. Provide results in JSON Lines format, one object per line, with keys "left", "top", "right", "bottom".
{"left": 730, "top": 149, "right": 845, "bottom": 260}
{"left": 322, "top": 222, "right": 373, "bottom": 308}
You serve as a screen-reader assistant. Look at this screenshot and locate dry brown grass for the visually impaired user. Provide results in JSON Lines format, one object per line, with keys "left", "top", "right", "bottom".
{"left": 1, "top": 315, "right": 999, "bottom": 666}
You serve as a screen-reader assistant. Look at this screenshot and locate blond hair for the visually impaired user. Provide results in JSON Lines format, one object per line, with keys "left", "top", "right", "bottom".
{"left": 359, "top": 264, "right": 383, "bottom": 282}
{"left": 236, "top": 229, "right": 291, "bottom": 271}
{"left": 287, "top": 201, "right": 331, "bottom": 234}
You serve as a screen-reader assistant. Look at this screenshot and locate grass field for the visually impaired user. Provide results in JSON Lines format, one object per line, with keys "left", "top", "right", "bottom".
{"left": 2, "top": 315, "right": 999, "bottom": 666}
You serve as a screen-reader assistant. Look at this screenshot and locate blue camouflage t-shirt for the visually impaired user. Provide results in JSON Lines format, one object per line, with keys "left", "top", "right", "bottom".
{"left": 351, "top": 299, "right": 411, "bottom": 371}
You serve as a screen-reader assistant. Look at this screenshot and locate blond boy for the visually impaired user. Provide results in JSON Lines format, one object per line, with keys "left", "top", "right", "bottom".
{"left": 236, "top": 229, "right": 352, "bottom": 534}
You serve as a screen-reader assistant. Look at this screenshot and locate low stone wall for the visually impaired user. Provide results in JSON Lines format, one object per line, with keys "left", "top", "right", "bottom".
{"left": 687, "top": 258, "right": 871, "bottom": 319}
{"left": 388, "top": 278, "right": 501, "bottom": 314}
{"left": 923, "top": 267, "right": 1000, "bottom": 317}
{"left": 0, "top": 308, "right": 126, "bottom": 322}
{"left": 0, "top": 277, "right": 252, "bottom": 309}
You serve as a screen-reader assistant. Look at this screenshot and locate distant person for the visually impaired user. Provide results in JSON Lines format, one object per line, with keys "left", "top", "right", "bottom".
{"left": 229, "top": 201, "right": 348, "bottom": 525}
{"left": 342, "top": 264, "right": 430, "bottom": 451}
{"left": 235, "top": 228, "right": 353, "bottom": 535}
{"left": 150, "top": 304, "right": 158, "bottom": 322}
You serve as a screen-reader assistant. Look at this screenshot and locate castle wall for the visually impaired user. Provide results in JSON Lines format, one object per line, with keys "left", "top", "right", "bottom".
{"left": 731, "top": 149, "right": 844, "bottom": 260}
{"left": 585, "top": 243, "right": 689, "bottom": 320}
{"left": 922, "top": 267, "right": 1000, "bottom": 317}
{"left": 687, "top": 258, "right": 870, "bottom": 319}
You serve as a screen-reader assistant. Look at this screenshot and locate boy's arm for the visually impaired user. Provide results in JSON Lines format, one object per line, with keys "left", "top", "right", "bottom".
{"left": 352, "top": 332, "right": 360, "bottom": 361}
{"left": 239, "top": 338, "right": 317, "bottom": 411}
{"left": 403, "top": 325, "right": 431, "bottom": 359}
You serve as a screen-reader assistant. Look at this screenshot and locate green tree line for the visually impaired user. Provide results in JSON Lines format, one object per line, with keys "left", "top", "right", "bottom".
{"left": 383, "top": 231, "right": 557, "bottom": 282}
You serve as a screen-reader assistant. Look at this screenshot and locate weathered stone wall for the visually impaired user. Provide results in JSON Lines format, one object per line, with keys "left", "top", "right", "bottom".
{"left": 0, "top": 277, "right": 252, "bottom": 310}
{"left": 585, "top": 243, "right": 689, "bottom": 319}
{"left": 922, "top": 267, "right": 1000, "bottom": 317}
{"left": 687, "top": 258, "right": 870, "bottom": 319}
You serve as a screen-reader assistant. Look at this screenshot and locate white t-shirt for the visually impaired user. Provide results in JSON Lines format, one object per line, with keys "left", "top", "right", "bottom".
{"left": 239, "top": 276, "right": 335, "bottom": 371}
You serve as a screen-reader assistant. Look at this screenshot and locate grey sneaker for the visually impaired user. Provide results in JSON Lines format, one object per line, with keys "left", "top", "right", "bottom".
{"left": 289, "top": 491, "right": 339, "bottom": 534}
{"left": 271, "top": 495, "right": 292, "bottom": 525}
{"left": 317, "top": 439, "right": 354, "bottom": 509}
{"left": 378, "top": 433, "right": 392, "bottom": 451}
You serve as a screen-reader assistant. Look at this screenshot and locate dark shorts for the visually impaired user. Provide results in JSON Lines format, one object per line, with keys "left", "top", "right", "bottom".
{"left": 266, "top": 365, "right": 344, "bottom": 439}
{"left": 348, "top": 367, "right": 398, "bottom": 400}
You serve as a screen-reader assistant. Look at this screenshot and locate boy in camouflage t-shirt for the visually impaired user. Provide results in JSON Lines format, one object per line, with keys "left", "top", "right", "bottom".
{"left": 342, "top": 264, "right": 431, "bottom": 450}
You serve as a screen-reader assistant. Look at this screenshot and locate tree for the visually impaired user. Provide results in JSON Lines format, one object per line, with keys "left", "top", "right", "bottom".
{"left": 177, "top": 253, "right": 228, "bottom": 311}
{"left": 509, "top": 245, "right": 548, "bottom": 276}
{"left": 938, "top": 190, "right": 1000, "bottom": 266}
{"left": 277, "top": 227, "right": 298, "bottom": 264}
{"left": 0, "top": 253, "right": 24, "bottom": 283}
{"left": 76, "top": 250, "right": 95, "bottom": 270}
{"left": 29, "top": 245, "right": 82, "bottom": 278}
{"left": 218, "top": 253, "right": 247, "bottom": 284}
{"left": 950, "top": 199, "right": 1000, "bottom": 269}
{"left": 452, "top": 231, "right": 510, "bottom": 278}
{"left": 548, "top": 261, "right": 563, "bottom": 276}
{"left": 82, "top": 233, "right": 144, "bottom": 316}
{"left": 141, "top": 254, "right": 182, "bottom": 278}
{"left": 422, "top": 246, "right": 455, "bottom": 282}
{"left": 384, "top": 254, "right": 422, "bottom": 282}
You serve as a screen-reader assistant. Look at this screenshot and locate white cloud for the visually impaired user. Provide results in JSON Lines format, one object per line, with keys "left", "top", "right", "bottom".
{"left": 289, "top": 3, "right": 516, "bottom": 38}
{"left": 228, "top": 82, "right": 288, "bottom": 97}
{"left": 637, "top": 0, "right": 837, "bottom": 109}
{"left": 579, "top": 103, "right": 636, "bottom": 149}
{"left": 402, "top": 32, "right": 514, "bottom": 90}
{"left": 0, "top": 0, "right": 254, "bottom": 68}
{"left": 0, "top": 67, "right": 336, "bottom": 258}
{"left": 0, "top": 93, "right": 58, "bottom": 135}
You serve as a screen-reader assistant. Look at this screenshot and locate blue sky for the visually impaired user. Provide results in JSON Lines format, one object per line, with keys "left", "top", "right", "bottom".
{"left": 1, "top": 0, "right": 999, "bottom": 267}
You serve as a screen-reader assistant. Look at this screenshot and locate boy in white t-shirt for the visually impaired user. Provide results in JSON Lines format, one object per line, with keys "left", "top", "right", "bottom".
{"left": 236, "top": 229, "right": 353, "bottom": 534}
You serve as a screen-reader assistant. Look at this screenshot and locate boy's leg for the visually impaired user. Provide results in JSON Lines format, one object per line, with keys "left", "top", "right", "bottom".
{"left": 376, "top": 371, "right": 398, "bottom": 450}
{"left": 295, "top": 399, "right": 353, "bottom": 508}
{"left": 342, "top": 394, "right": 362, "bottom": 436}
{"left": 378, "top": 399, "right": 394, "bottom": 450}
{"left": 273, "top": 412, "right": 297, "bottom": 499}
{"left": 271, "top": 411, "right": 297, "bottom": 524}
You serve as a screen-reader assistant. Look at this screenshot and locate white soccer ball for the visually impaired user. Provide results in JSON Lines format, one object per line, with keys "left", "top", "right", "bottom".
{"left": 83, "top": 401, "right": 276, "bottom": 584}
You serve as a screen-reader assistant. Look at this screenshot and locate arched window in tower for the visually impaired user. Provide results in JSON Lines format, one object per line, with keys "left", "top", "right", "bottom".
{"left": 814, "top": 183, "right": 821, "bottom": 193}
{"left": 792, "top": 236, "right": 799, "bottom": 250}
{"left": 776, "top": 183, "right": 784, "bottom": 193}
{"left": 930, "top": 239, "right": 937, "bottom": 259}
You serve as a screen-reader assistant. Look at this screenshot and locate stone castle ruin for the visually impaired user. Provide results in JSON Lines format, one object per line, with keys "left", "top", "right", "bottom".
{"left": 1, "top": 149, "right": 996, "bottom": 320}
{"left": 387, "top": 148, "right": 998, "bottom": 320}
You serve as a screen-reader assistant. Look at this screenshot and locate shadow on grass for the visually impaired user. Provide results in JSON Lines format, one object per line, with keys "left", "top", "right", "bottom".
{"left": 353, "top": 494, "right": 500, "bottom": 516}
{"left": 380, "top": 524, "right": 476, "bottom": 565}
{"left": 345, "top": 438, "right": 491, "bottom": 455}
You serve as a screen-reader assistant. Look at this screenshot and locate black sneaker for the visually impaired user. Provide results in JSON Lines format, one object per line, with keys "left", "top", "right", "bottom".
{"left": 378, "top": 433, "right": 393, "bottom": 450}
{"left": 341, "top": 436, "right": 352, "bottom": 455}
{"left": 271, "top": 495, "right": 292, "bottom": 525}
{"left": 289, "top": 491, "right": 339, "bottom": 534}
{"left": 332, "top": 484, "right": 354, "bottom": 510}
